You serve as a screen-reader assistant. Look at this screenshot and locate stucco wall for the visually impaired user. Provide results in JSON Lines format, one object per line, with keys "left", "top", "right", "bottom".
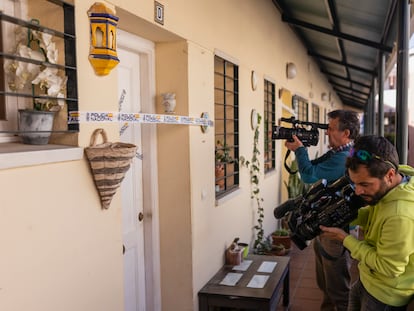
{"left": 1, "top": 161, "right": 124, "bottom": 311}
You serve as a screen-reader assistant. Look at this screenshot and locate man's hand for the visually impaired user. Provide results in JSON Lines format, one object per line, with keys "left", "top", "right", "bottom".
{"left": 319, "top": 225, "right": 349, "bottom": 242}
{"left": 284, "top": 135, "right": 304, "bottom": 151}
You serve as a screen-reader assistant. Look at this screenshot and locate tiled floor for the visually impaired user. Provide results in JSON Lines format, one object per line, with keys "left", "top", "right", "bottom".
{"left": 276, "top": 240, "right": 359, "bottom": 311}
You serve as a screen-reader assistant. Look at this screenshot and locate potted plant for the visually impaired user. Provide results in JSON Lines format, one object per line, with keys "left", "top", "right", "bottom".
{"left": 283, "top": 158, "right": 306, "bottom": 198}
{"left": 215, "top": 140, "right": 234, "bottom": 162}
{"left": 5, "top": 21, "right": 67, "bottom": 144}
{"left": 265, "top": 235, "right": 287, "bottom": 256}
{"left": 215, "top": 140, "right": 236, "bottom": 191}
{"left": 271, "top": 228, "right": 291, "bottom": 250}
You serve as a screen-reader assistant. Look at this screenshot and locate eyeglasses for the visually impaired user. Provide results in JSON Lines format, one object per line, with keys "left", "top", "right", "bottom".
{"left": 349, "top": 149, "right": 382, "bottom": 161}
{"left": 349, "top": 148, "right": 396, "bottom": 169}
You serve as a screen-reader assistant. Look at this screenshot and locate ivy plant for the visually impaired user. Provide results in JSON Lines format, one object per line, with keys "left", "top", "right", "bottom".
{"left": 240, "top": 113, "right": 270, "bottom": 254}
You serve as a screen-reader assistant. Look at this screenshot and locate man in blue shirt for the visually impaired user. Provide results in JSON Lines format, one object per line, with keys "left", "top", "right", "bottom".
{"left": 285, "top": 109, "right": 360, "bottom": 311}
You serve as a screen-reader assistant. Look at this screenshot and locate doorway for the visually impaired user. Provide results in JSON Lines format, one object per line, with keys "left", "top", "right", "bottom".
{"left": 118, "top": 30, "right": 161, "bottom": 311}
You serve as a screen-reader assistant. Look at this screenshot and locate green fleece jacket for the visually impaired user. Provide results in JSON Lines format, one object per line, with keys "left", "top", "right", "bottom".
{"left": 344, "top": 165, "right": 414, "bottom": 306}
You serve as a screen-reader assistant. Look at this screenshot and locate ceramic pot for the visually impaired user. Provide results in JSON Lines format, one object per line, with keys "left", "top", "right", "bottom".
{"left": 238, "top": 243, "right": 249, "bottom": 258}
{"left": 215, "top": 163, "right": 225, "bottom": 191}
{"left": 161, "top": 93, "right": 176, "bottom": 113}
{"left": 18, "top": 109, "right": 55, "bottom": 145}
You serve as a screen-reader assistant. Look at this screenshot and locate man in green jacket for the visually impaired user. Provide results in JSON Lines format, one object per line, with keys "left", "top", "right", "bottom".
{"left": 321, "top": 135, "right": 414, "bottom": 310}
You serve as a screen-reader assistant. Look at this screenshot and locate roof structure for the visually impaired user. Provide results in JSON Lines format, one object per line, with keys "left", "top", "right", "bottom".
{"left": 271, "top": 0, "right": 411, "bottom": 110}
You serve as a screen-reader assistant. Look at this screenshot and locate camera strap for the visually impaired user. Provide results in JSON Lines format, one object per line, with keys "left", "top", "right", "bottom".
{"left": 284, "top": 150, "right": 298, "bottom": 174}
{"left": 311, "top": 149, "right": 335, "bottom": 165}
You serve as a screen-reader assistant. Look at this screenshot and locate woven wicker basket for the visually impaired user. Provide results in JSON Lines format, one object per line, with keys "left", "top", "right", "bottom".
{"left": 85, "top": 128, "right": 137, "bottom": 209}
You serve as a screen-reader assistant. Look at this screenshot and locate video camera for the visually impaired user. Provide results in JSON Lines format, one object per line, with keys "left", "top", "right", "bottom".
{"left": 272, "top": 117, "right": 328, "bottom": 147}
{"left": 274, "top": 176, "right": 365, "bottom": 250}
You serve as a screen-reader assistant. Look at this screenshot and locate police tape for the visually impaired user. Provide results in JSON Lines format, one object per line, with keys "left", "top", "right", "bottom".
{"left": 67, "top": 111, "right": 214, "bottom": 127}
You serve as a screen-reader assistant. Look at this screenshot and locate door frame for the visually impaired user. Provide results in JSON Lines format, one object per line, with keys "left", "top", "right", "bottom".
{"left": 118, "top": 29, "right": 161, "bottom": 311}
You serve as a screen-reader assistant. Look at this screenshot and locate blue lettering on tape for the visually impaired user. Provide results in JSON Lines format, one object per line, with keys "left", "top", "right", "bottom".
{"left": 144, "top": 114, "right": 162, "bottom": 123}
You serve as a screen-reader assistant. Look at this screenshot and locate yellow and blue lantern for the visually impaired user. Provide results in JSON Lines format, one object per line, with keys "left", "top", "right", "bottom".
{"left": 88, "top": 2, "right": 119, "bottom": 76}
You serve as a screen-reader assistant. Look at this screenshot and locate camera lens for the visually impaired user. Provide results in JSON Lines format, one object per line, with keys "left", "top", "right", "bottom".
{"left": 272, "top": 126, "right": 320, "bottom": 146}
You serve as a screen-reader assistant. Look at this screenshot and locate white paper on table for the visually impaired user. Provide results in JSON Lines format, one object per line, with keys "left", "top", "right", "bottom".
{"left": 247, "top": 274, "right": 269, "bottom": 288}
{"left": 219, "top": 272, "right": 243, "bottom": 286}
{"left": 232, "top": 260, "right": 253, "bottom": 271}
{"left": 257, "top": 261, "right": 277, "bottom": 273}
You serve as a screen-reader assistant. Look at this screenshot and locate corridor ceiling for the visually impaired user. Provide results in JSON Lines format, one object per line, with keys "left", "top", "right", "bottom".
{"left": 271, "top": 0, "right": 408, "bottom": 110}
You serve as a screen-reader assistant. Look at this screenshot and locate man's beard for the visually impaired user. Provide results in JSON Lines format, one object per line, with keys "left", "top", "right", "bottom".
{"left": 360, "top": 179, "right": 389, "bottom": 206}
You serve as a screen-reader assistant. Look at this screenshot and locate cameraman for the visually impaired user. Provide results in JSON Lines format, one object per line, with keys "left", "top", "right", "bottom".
{"left": 285, "top": 109, "right": 360, "bottom": 311}
{"left": 320, "top": 135, "right": 414, "bottom": 311}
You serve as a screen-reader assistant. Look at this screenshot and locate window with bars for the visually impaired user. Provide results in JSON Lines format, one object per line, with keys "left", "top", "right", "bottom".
{"left": 323, "top": 107, "right": 327, "bottom": 145}
{"left": 312, "top": 103, "right": 320, "bottom": 123}
{"left": 293, "top": 95, "right": 308, "bottom": 121}
{"left": 264, "top": 79, "right": 275, "bottom": 173}
{"left": 0, "top": 0, "right": 78, "bottom": 141}
{"left": 214, "top": 55, "right": 239, "bottom": 198}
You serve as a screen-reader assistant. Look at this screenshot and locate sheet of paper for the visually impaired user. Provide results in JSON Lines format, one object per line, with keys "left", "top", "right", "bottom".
{"left": 257, "top": 261, "right": 277, "bottom": 273}
{"left": 232, "top": 260, "right": 253, "bottom": 271}
{"left": 219, "top": 272, "right": 243, "bottom": 286}
{"left": 247, "top": 274, "right": 269, "bottom": 288}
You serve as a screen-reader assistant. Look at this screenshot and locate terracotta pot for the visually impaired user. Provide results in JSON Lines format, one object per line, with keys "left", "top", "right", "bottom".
{"left": 265, "top": 244, "right": 287, "bottom": 256}
{"left": 215, "top": 163, "right": 225, "bottom": 191}
{"left": 272, "top": 235, "right": 291, "bottom": 250}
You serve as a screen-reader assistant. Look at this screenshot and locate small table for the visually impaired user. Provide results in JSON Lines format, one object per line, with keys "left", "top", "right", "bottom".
{"left": 198, "top": 254, "right": 290, "bottom": 310}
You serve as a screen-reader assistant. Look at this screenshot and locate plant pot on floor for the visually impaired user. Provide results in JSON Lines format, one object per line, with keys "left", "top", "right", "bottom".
{"left": 18, "top": 109, "right": 55, "bottom": 145}
{"left": 272, "top": 235, "right": 291, "bottom": 250}
{"left": 272, "top": 229, "right": 291, "bottom": 251}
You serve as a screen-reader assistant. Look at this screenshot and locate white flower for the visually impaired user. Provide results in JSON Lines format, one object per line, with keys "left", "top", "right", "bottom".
{"left": 32, "top": 67, "right": 67, "bottom": 110}
{"left": 5, "top": 24, "right": 67, "bottom": 111}
{"left": 32, "top": 31, "right": 58, "bottom": 64}
{"left": 17, "top": 43, "right": 45, "bottom": 62}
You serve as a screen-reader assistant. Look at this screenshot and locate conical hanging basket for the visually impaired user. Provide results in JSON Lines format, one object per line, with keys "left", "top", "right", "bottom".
{"left": 85, "top": 128, "right": 137, "bottom": 209}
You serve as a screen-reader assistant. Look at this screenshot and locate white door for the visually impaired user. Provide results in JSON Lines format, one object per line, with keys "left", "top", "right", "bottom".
{"left": 118, "top": 30, "right": 160, "bottom": 311}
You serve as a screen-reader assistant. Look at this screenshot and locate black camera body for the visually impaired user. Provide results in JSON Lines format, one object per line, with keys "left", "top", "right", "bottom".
{"left": 272, "top": 117, "right": 328, "bottom": 147}
{"left": 274, "top": 176, "right": 365, "bottom": 250}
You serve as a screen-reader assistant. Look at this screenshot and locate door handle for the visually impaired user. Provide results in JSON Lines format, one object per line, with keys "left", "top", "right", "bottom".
{"left": 123, "top": 244, "right": 125, "bottom": 255}
{"left": 138, "top": 212, "right": 144, "bottom": 222}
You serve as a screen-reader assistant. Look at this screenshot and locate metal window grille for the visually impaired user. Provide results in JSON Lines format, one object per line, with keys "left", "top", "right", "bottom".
{"left": 0, "top": 0, "right": 78, "bottom": 135}
{"left": 312, "top": 103, "right": 320, "bottom": 123}
{"left": 293, "top": 95, "right": 308, "bottom": 121}
{"left": 264, "top": 79, "right": 275, "bottom": 173}
{"left": 214, "top": 55, "right": 239, "bottom": 198}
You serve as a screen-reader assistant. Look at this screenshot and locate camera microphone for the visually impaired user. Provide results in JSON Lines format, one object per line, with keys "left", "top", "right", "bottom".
{"left": 274, "top": 196, "right": 302, "bottom": 219}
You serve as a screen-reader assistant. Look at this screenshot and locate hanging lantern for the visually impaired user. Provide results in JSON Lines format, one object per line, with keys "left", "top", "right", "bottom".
{"left": 87, "top": 2, "right": 119, "bottom": 76}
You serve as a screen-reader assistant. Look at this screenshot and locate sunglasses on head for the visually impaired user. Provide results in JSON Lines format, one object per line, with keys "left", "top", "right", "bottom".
{"left": 349, "top": 148, "right": 396, "bottom": 169}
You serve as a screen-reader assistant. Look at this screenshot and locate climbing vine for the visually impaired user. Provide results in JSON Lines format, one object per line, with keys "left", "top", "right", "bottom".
{"left": 240, "top": 113, "right": 270, "bottom": 254}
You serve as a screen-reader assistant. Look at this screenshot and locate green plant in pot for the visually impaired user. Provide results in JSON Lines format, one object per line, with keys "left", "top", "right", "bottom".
{"left": 215, "top": 140, "right": 237, "bottom": 191}
{"left": 271, "top": 228, "right": 291, "bottom": 251}
{"left": 5, "top": 21, "right": 67, "bottom": 144}
{"left": 215, "top": 139, "right": 236, "bottom": 164}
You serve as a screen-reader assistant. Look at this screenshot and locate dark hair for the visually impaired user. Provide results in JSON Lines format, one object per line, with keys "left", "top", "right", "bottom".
{"left": 345, "top": 135, "right": 399, "bottom": 178}
{"left": 327, "top": 110, "right": 360, "bottom": 140}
